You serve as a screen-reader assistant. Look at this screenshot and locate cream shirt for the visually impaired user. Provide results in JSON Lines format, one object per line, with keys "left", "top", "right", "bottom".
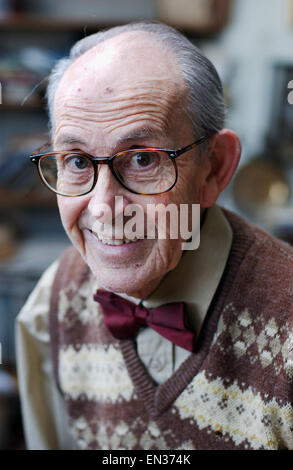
{"left": 15, "top": 205, "right": 232, "bottom": 450}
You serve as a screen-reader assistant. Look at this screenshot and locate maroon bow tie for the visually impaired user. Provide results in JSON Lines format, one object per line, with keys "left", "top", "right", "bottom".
{"left": 93, "top": 289, "right": 196, "bottom": 352}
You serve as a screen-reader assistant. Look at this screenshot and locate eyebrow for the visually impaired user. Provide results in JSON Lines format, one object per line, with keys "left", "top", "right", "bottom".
{"left": 54, "top": 135, "right": 88, "bottom": 147}
{"left": 115, "top": 127, "right": 161, "bottom": 146}
{"left": 55, "top": 127, "right": 162, "bottom": 150}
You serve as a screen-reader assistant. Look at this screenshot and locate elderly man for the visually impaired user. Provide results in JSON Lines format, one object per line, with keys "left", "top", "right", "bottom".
{"left": 16, "top": 22, "right": 293, "bottom": 450}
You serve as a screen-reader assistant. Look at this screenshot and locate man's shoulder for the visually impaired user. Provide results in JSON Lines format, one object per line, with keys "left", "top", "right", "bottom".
{"left": 16, "top": 246, "right": 90, "bottom": 339}
{"left": 16, "top": 258, "right": 60, "bottom": 339}
{"left": 221, "top": 207, "right": 293, "bottom": 304}
{"left": 51, "top": 246, "right": 90, "bottom": 293}
{"left": 222, "top": 207, "right": 293, "bottom": 262}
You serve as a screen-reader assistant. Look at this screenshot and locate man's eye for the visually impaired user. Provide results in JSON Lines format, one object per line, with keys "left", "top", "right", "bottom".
{"left": 132, "top": 152, "right": 158, "bottom": 168}
{"left": 64, "top": 155, "right": 90, "bottom": 170}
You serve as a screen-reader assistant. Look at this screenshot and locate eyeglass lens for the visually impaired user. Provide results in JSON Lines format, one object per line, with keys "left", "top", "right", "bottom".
{"left": 39, "top": 150, "right": 177, "bottom": 196}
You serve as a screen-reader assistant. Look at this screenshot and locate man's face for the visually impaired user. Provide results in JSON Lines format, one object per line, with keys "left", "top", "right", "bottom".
{"left": 53, "top": 32, "right": 209, "bottom": 298}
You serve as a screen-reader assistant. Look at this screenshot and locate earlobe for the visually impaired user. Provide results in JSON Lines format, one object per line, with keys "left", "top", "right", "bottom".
{"left": 200, "top": 129, "right": 241, "bottom": 208}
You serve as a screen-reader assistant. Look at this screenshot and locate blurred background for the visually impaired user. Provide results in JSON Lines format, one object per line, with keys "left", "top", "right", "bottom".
{"left": 0, "top": 0, "right": 293, "bottom": 449}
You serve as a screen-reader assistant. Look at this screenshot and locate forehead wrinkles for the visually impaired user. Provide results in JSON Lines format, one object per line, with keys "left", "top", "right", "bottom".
{"left": 54, "top": 32, "right": 187, "bottom": 138}
{"left": 54, "top": 78, "right": 185, "bottom": 136}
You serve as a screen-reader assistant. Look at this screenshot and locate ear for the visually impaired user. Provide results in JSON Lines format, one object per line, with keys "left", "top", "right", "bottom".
{"left": 200, "top": 129, "right": 241, "bottom": 208}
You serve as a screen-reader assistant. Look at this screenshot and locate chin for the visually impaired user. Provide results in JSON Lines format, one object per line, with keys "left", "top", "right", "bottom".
{"left": 81, "top": 234, "right": 182, "bottom": 298}
{"left": 85, "top": 261, "right": 152, "bottom": 297}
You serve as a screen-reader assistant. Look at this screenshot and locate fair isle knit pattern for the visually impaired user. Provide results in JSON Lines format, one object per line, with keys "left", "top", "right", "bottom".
{"left": 49, "top": 209, "right": 293, "bottom": 450}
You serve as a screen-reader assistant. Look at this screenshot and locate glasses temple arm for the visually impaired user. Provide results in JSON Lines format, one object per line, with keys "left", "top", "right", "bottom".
{"left": 173, "top": 135, "right": 211, "bottom": 158}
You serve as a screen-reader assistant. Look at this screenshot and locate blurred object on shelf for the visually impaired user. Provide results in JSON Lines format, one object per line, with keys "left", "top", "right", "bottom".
{"left": 201, "top": 44, "right": 236, "bottom": 107}
{"left": 0, "top": 237, "right": 69, "bottom": 364}
{"left": 289, "top": 0, "right": 293, "bottom": 26}
{"left": 18, "top": 46, "right": 59, "bottom": 75}
{"left": 157, "top": 0, "right": 233, "bottom": 33}
{"left": 0, "top": 237, "right": 69, "bottom": 276}
{"left": 3, "top": 71, "right": 44, "bottom": 107}
{"left": 266, "top": 63, "right": 293, "bottom": 164}
{"left": 0, "top": 133, "right": 47, "bottom": 176}
{"left": 233, "top": 157, "right": 290, "bottom": 218}
{"left": 0, "top": 0, "right": 11, "bottom": 16}
{"left": 0, "top": 369, "right": 18, "bottom": 450}
{"left": 0, "top": 133, "right": 58, "bottom": 207}
{"left": 1, "top": 132, "right": 48, "bottom": 158}
{"left": 0, "top": 187, "right": 57, "bottom": 207}
{"left": 0, "top": 133, "right": 48, "bottom": 186}
{"left": 236, "top": 61, "right": 293, "bottom": 238}
{"left": 21, "top": 0, "right": 156, "bottom": 21}
{"left": 0, "top": 223, "right": 17, "bottom": 259}
{"left": 0, "top": 206, "right": 25, "bottom": 259}
{"left": 0, "top": 47, "right": 64, "bottom": 107}
{"left": 0, "top": 0, "right": 19, "bottom": 17}
{"left": 262, "top": 205, "right": 293, "bottom": 245}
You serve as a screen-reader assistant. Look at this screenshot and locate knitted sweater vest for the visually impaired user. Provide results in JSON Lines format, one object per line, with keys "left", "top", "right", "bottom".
{"left": 49, "top": 209, "right": 293, "bottom": 450}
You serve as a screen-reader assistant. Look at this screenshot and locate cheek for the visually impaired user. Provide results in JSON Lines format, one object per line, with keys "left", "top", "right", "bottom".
{"left": 57, "top": 196, "right": 88, "bottom": 233}
{"left": 175, "top": 158, "right": 207, "bottom": 204}
{"left": 175, "top": 171, "right": 199, "bottom": 203}
{"left": 157, "top": 237, "right": 182, "bottom": 264}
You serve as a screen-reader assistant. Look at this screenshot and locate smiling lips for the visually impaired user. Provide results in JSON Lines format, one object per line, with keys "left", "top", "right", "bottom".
{"left": 90, "top": 229, "right": 143, "bottom": 246}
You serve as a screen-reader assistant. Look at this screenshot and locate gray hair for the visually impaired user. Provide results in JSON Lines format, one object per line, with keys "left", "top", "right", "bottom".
{"left": 46, "top": 21, "right": 226, "bottom": 143}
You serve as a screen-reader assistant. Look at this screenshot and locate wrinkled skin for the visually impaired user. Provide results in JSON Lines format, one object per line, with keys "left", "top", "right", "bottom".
{"left": 53, "top": 31, "right": 241, "bottom": 298}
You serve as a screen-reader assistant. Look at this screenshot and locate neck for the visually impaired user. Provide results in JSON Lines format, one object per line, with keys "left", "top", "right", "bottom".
{"left": 118, "top": 275, "right": 165, "bottom": 301}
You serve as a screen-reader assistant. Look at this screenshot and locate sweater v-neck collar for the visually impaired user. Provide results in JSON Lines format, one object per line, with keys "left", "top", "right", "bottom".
{"left": 120, "top": 209, "right": 255, "bottom": 416}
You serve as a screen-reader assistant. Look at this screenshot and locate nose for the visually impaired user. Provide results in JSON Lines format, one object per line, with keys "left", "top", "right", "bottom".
{"left": 87, "top": 164, "right": 130, "bottom": 221}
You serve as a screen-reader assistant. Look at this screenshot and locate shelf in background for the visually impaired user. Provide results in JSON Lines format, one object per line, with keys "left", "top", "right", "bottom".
{"left": 0, "top": 188, "right": 57, "bottom": 208}
{"left": 0, "top": 103, "right": 45, "bottom": 111}
{"left": 0, "top": 12, "right": 228, "bottom": 36}
{"left": 0, "top": 13, "right": 122, "bottom": 31}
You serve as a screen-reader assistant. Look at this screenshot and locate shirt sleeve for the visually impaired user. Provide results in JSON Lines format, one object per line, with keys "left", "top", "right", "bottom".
{"left": 15, "top": 260, "right": 75, "bottom": 450}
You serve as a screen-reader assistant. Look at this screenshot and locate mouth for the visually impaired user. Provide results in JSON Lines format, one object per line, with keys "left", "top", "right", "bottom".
{"left": 89, "top": 230, "right": 143, "bottom": 246}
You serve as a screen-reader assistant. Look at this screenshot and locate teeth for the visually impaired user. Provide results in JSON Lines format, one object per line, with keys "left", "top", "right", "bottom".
{"left": 91, "top": 231, "right": 140, "bottom": 245}
{"left": 103, "top": 239, "right": 124, "bottom": 246}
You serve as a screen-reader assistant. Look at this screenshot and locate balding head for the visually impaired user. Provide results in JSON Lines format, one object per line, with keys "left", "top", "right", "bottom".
{"left": 47, "top": 22, "right": 225, "bottom": 141}
{"left": 53, "top": 30, "right": 188, "bottom": 151}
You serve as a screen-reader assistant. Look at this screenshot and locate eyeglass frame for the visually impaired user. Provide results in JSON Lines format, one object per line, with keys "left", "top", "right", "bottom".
{"left": 29, "top": 135, "right": 210, "bottom": 197}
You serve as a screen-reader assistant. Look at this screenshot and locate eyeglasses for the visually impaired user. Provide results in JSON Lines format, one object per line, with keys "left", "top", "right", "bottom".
{"left": 29, "top": 136, "right": 209, "bottom": 197}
